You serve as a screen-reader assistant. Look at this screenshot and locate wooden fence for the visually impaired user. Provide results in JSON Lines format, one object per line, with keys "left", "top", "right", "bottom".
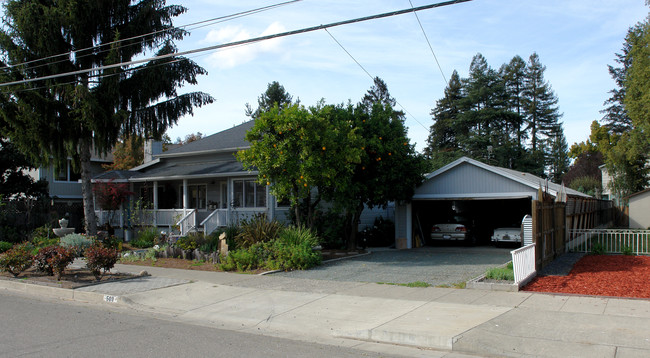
{"left": 531, "top": 199, "right": 565, "bottom": 269}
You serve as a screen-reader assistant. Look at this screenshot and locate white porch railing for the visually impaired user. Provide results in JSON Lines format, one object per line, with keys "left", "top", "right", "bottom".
{"left": 177, "top": 209, "right": 197, "bottom": 237}
{"left": 511, "top": 243, "right": 536, "bottom": 286}
{"left": 567, "top": 229, "right": 650, "bottom": 255}
{"left": 95, "top": 210, "right": 123, "bottom": 227}
{"left": 201, "top": 209, "right": 228, "bottom": 236}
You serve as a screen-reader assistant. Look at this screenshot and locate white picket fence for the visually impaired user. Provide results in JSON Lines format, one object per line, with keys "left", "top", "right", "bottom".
{"left": 511, "top": 243, "right": 536, "bottom": 286}
{"left": 567, "top": 229, "right": 650, "bottom": 255}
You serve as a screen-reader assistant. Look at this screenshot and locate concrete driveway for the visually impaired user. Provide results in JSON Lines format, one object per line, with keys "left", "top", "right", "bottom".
{"left": 275, "top": 246, "right": 513, "bottom": 286}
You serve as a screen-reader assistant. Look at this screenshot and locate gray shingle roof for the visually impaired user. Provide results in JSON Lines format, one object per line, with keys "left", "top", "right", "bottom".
{"left": 161, "top": 120, "right": 254, "bottom": 156}
{"left": 131, "top": 159, "right": 248, "bottom": 181}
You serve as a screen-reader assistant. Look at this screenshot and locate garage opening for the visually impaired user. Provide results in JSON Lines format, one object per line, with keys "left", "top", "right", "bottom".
{"left": 411, "top": 198, "right": 532, "bottom": 246}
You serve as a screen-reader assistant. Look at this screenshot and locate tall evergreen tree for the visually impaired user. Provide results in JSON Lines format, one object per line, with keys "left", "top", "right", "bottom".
{"left": 547, "top": 125, "right": 570, "bottom": 183}
{"left": 245, "top": 81, "right": 294, "bottom": 119}
{"left": 425, "top": 70, "right": 464, "bottom": 167}
{"left": 522, "top": 53, "right": 562, "bottom": 153}
{"left": 0, "top": 1, "right": 213, "bottom": 235}
{"left": 500, "top": 55, "right": 527, "bottom": 148}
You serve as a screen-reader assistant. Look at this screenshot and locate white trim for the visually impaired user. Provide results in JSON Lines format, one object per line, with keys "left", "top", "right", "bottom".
{"left": 155, "top": 146, "right": 250, "bottom": 159}
{"left": 129, "top": 171, "right": 257, "bottom": 182}
{"left": 130, "top": 158, "right": 160, "bottom": 171}
{"left": 413, "top": 192, "right": 535, "bottom": 200}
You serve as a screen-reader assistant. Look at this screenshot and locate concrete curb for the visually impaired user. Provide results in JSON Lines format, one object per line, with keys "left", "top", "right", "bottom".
{"left": 0, "top": 278, "right": 118, "bottom": 304}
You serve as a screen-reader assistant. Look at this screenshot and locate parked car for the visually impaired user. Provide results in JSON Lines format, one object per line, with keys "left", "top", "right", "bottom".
{"left": 491, "top": 227, "right": 522, "bottom": 246}
{"left": 431, "top": 217, "right": 476, "bottom": 245}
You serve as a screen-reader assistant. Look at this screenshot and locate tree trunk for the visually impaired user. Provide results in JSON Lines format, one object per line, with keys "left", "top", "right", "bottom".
{"left": 79, "top": 138, "right": 97, "bottom": 236}
{"left": 345, "top": 204, "right": 365, "bottom": 250}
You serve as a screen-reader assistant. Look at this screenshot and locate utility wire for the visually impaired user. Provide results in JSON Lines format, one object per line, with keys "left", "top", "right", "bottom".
{"left": 0, "top": 0, "right": 472, "bottom": 88}
{"left": 0, "top": 0, "right": 301, "bottom": 73}
{"left": 409, "top": 0, "right": 447, "bottom": 84}
{"left": 324, "top": 28, "right": 428, "bottom": 132}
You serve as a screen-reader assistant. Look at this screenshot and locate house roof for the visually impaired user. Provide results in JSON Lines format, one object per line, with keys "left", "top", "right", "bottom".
{"left": 129, "top": 159, "right": 252, "bottom": 182}
{"left": 626, "top": 187, "right": 650, "bottom": 200}
{"left": 426, "top": 156, "right": 590, "bottom": 199}
{"left": 157, "top": 120, "right": 255, "bottom": 158}
{"left": 92, "top": 170, "right": 141, "bottom": 182}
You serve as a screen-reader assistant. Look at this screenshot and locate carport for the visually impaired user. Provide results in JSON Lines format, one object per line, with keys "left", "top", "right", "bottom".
{"left": 395, "top": 157, "right": 588, "bottom": 249}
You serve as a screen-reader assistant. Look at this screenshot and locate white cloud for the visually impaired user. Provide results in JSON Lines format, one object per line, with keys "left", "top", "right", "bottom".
{"left": 203, "top": 22, "right": 287, "bottom": 69}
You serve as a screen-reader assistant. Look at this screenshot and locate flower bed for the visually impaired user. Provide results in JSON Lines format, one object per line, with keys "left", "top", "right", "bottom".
{"left": 523, "top": 255, "right": 650, "bottom": 299}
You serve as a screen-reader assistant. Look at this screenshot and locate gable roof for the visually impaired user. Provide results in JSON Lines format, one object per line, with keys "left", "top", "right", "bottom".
{"left": 426, "top": 156, "right": 590, "bottom": 199}
{"left": 158, "top": 120, "right": 255, "bottom": 158}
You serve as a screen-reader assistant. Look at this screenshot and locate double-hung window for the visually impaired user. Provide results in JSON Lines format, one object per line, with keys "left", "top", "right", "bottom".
{"left": 232, "top": 179, "right": 266, "bottom": 208}
{"left": 54, "top": 160, "right": 81, "bottom": 182}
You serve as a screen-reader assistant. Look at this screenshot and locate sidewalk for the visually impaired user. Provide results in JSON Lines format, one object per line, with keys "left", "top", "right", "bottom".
{"left": 2, "top": 262, "right": 650, "bottom": 358}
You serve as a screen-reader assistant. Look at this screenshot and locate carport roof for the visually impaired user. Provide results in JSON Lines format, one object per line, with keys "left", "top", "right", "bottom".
{"left": 421, "top": 156, "right": 590, "bottom": 200}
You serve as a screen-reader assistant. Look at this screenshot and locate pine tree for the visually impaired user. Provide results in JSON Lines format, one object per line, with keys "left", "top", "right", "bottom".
{"left": 0, "top": 1, "right": 213, "bottom": 235}
{"left": 245, "top": 81, "right": 294, "bottom": 119}
{"left": 424, "top": 70, "right": 464, "bottom": 166}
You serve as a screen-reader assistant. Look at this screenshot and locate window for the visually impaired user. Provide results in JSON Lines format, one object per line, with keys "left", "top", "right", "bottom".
{"left": 55, "top": 160, "right": 81, "bottom": 182}
{"left": 178, "top": 184, "right": 207, "bottom": 209}
{"left": 232, "top": 179, "right": 266, "bottom": 208}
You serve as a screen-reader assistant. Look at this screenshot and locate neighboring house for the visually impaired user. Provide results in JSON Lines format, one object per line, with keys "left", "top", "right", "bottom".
{"left": 599, "top": 164, "right": 614, "bottom": 201}
{"left": 627, "top": 189, "right": 650, "bottom": 229}
{"left": 94, "top": 121, "right": 394, "bottom": 238}
{"left": 26, "top": 151, "right": 113, "bottom": 204}
{"left": 24, "top": 150, "right": 112, "bottom": 232}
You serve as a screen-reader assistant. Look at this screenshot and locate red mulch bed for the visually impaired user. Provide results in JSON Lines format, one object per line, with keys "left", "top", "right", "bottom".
{"left": 523, "top": 255, "right": 650, "bottom": 299}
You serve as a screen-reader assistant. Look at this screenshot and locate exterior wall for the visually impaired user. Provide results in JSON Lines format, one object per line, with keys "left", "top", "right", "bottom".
{"left": 629, "top": 191, "right": 650, "bottom": 229}
{"left": 394, "top": 203, "right": 407, "bottom": 241}
{"left": 600, "top": 166, "right": 612, "bottom": 200}
{"left": 415, "top": 162, "right": 536, "bottom": 199}
{"left": 358, "top": 203, "right": 395, "bottom": 230}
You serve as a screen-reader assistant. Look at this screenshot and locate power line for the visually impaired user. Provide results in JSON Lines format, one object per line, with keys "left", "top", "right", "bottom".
{"left": 0, "top": 0, "right": 301, "bottom": 73}
{"left": 0, "top": 0, "right": 472, "bottom": 88}
{"left": 324, "top": 28, "right": 428, "bottom": 132}
{"left": 409, "top": 0, "right": 447, "bottom": 84}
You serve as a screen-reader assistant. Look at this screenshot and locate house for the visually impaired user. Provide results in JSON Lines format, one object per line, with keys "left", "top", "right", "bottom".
{"left": 627, "top": 189, "right": 650, "bottom": 229}
{"left": 395, "top": 156, "right": 593, "bottom": 249}
{"left": 26, "top": 150, "right": 113, "bottom": 231}
{"left": 94, "top": 121, "right": 394, "bottom": 238}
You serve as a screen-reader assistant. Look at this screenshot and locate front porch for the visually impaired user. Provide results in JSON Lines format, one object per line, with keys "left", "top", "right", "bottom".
{"left": 95, "top": 176, "right": 290, "bottom": 238}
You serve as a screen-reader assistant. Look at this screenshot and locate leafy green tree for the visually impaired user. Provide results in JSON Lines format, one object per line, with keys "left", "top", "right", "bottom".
{"left": 338, "top": 78, "right": 426, "bottom": 249}
{"left": 238, "top": 102, "right": 362, "bottom": 228}
{"left": 245, "top": 81, "right": 295, "bottom": 119}
{"left": 0, "top": 1, "right": 213, "bottom": 235}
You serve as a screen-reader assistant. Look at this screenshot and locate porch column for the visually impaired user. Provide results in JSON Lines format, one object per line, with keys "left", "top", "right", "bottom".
{"left": 153, "top": 181, "right": 158, "bottom": 227}
{"left": 183, "top": 179, "right": 189, "bottom": 215}
{"left": 406, "top": 203, "right": 412, "bottom": 249}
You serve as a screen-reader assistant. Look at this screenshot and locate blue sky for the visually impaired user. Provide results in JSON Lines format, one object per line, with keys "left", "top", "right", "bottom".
{"left": 167, "top": 0, "right": 648, "bottom": 152}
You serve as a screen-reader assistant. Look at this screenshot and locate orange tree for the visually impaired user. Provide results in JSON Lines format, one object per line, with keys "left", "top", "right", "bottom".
{"left": 238, "top": 102, "right": 362, "bottom": 228}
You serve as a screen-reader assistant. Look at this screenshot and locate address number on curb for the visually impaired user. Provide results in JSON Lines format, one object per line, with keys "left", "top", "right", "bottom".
{"left": 104, "top": 295, "right": 119, "bottom": 303}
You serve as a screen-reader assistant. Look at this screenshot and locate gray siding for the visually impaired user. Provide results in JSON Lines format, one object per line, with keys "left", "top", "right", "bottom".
{"left": 395, "top": 204, "right": 407, "bottom": 239}
{"left": 416, "top": 162, "right": 536, "bottom": 199}
{"left": 629, "top": 191, "right": 650, "bottom": 229}
{"left": 358, "top": 204, "right": 395, "bottom": 230}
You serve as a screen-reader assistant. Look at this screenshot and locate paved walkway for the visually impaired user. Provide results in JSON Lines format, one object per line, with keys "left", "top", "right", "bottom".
{"left": 2, "top": 255, "right": 649, "bottom": 357}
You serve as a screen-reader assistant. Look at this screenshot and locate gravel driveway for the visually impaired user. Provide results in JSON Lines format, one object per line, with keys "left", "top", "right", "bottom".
{"left": 275, "top": 246, "right": 513, "bottom": 286}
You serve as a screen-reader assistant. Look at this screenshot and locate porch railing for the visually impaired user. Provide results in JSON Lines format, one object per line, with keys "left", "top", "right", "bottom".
{"left": 201, "top": 210, "right": 228, "bottom": 236}
{"left": 511, "top": 243, "right": 536, "bottom": 286}
{"left": 567, "top": 229, "right": 650, "bottom": 255}
{"left": 177, "top": 209, "right": 197, "bottom": 237}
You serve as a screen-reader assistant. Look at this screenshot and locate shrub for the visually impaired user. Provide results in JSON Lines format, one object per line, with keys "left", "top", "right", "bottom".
{"left": 0, "top": 241, "right": 13, "bottom": 253}
{"left": 622, "top": 245, "right": 633, "bottom": 256}
{"left": 131, "top": 227, "right": 158, "bottom": 248}
{"left": 30, "top": 225, "right": 53, "bottom": 241}
{"left": 277, "top": 226, "right": 320, "bottom": 248}
{"left": 59, "top": 233, "right": 94, "bottom": 256}
{"left": 0, "top": 243, "right": 34, "bottom": 277}
{"left": 31, "top": 235, "right": 59, "bottom": 252}
{"left": 100, "top": 235, "right": 122, "bottom": 251}
{"left": 266, "top": 240, "right": 321, "bottom": 271}
{"left": 85, "top": 244, "right": 119, "bottom": 280}
{"left": 219, "top": 243, "right": 268, "bottom": 271}
{"left": 236, "top": 214, "right": 283, "bottom": 248}
{"left": 176, "top": 232, "right": 207, "bottom": 251}
{"left": 311, "top": 210, "right": 346, "bottom": 249}
{"left": 590, "top": 242, "right": 605, "bottom": 255}
{"left": 35, "top": 246, "right": 75, "bottom": 280}
{"left": 359, "top": 217, "right": 395, "bottom": 247}
{"left": 485, "top": 265, "right": 514, "bottom": 281}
